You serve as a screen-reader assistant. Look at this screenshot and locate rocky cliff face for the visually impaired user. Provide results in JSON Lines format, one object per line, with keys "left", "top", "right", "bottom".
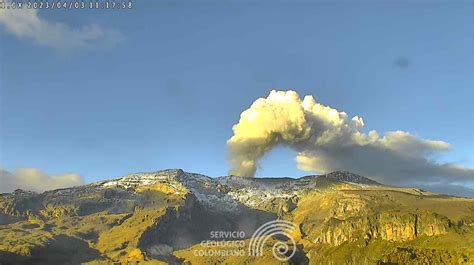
{"left": 1, "top": 169, "right": 473, "bottom": 264}
{"left": 314, "top": 211, "right": 450, "bottom": 246}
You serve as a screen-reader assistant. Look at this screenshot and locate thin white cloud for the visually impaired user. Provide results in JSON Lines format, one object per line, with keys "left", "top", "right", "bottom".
{"left": 0, "top": 5, "right": 121, "bottom": 50}
{"left": 227, "top": 90, "right": 474, "bottom": 191}
{"left": 0, "top": 168, "right": 84, "bottom": 193}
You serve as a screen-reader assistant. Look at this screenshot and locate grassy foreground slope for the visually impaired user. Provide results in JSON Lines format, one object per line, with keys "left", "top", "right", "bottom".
{"left": 292, "top": 186, "right": 474, "bottom": 264}
{"left": 172, "top": 184, "right": 474, "bottom": 264}
{"left": 0, "top": 169, "right": 473, "bottom": 264}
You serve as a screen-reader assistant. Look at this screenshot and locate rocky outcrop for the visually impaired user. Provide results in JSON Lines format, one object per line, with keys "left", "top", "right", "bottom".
{"left": 1, "top": 169, "right": 473, "bottom": 264}
{"left": 313, "top": 211, "right": 450, "bottom": 246}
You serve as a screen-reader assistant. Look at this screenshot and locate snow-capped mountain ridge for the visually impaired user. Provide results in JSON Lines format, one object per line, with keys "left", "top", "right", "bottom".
{"left": 2, "top": 170, "right": 472, "bottom": 265}
{"left": 301, "top": 171, "right": 380, "bottom": 185}
{"left": 84, "top": 169, "right": 379, "bottom": 212}
{"left": 93, "top": 169, "right": 379, "bottom": 190}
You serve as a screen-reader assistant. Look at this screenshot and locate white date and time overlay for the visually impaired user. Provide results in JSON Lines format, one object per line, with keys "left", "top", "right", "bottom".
{"left": 0, "top": 0, "right": 133, "bottom": 9}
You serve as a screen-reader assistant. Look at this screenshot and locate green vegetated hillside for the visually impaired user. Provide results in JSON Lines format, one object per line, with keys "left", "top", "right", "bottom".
{"left": 0, "top": 169, "right": 473, "bottom": 264}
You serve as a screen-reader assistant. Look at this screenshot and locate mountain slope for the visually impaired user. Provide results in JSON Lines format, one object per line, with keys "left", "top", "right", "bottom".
{"left": 1, "top": 169, "right": 473, "bottom": 264}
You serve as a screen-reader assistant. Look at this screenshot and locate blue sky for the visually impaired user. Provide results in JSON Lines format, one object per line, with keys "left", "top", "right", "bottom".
{"left": 1, "top": 1, "right": 473, "bottom": 186}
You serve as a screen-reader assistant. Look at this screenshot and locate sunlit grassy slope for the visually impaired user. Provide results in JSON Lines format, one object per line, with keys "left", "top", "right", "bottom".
{"left": 1, "top": 170, "right": 473, "bottom": 264}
